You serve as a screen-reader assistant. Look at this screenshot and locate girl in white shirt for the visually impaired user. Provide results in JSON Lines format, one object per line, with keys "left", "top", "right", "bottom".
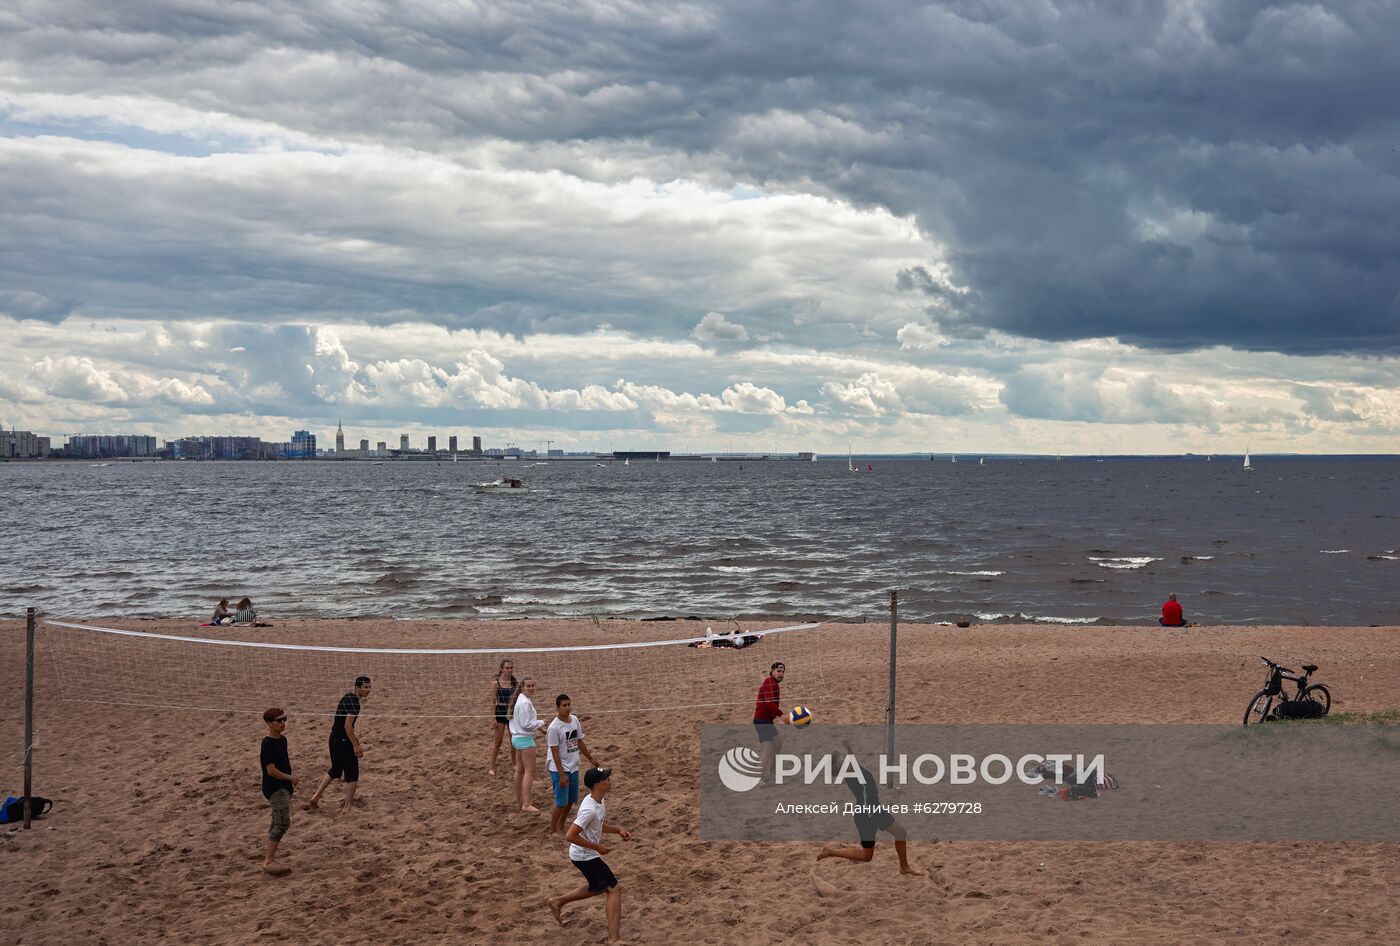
{"left": 509, "top": 677, "right": 546, "bottom": 812}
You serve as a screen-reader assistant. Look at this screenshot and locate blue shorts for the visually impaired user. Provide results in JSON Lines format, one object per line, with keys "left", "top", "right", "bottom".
{"left": 511, "top": 734, "right": 536, "bottom": 750}
{"left": 550, "top": 769, "right": 579, "bottom": 807}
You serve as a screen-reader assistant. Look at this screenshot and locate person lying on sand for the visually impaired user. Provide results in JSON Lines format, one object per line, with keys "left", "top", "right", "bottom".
{"left": 817, "top": 740, "right": 924, "bottom": 876}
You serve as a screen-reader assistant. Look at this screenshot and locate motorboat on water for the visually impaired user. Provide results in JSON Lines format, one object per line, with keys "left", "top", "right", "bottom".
{"left": 470, "top": 478, "right": 530, "bottom": 494}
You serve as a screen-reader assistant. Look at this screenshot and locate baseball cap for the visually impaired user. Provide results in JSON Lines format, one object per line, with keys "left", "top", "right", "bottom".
{"left": 583, "top": 766, "right": 612, "bottom": 788}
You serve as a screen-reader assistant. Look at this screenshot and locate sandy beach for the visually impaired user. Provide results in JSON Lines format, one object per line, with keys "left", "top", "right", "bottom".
{"left": 5, "top": 617, "right": 1400, "bottom": 945}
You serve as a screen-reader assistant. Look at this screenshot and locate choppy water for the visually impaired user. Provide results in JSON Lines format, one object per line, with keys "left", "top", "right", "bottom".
{"left": 2, "top": 457, "right": 1397, "bottom": 625}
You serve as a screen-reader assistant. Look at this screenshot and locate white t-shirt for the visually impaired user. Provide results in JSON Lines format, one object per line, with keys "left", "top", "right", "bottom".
{"left": 546, "top": 715, "right": 585, "bottom": 773}
{"left": 569, "top": 794, "right": 605, "bottom": 861}
{"left": 509, "top": 694, "right": 541, "bottom": 738}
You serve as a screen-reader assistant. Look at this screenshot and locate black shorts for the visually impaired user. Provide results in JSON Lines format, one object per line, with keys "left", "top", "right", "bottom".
{"left": 328, "top": 739, "right": 359, "bottom": 783}
{"left": 754, "top": 719, "right": 778, "bottom": 743}
{"left": 854, "top": 810, "right": 895, "bottom": 849}
{"left": 494, "top": 711, "right": 510, "bottom": 726}
{"left": 572, "top": 856, "right": 618, "bottom": 892}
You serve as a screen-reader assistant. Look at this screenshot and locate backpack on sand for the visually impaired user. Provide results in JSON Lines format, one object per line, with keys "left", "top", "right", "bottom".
{"left": 0, "top": 795, "right": 53, "bottom": 823}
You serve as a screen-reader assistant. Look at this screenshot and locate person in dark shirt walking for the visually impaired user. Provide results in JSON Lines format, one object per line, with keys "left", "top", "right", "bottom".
{"left": 259, "top": 706, "right": 298, "bottom": 876}
{"left": 307, "top": 675, "right": 371, "bottom": 815}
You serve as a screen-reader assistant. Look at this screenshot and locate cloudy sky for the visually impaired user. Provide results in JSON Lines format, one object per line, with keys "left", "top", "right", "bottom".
{"left": 2, "top": 0, "right": 1398, "bottom": 453}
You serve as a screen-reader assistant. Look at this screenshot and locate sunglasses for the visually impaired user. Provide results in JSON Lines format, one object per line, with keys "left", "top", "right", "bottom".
{"left": 273, "top": 716, "right": 288, "bottom": 724}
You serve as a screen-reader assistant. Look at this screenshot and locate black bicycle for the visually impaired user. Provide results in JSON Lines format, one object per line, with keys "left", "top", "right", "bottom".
{"left": 1242, "top": 657, "right": 1331, "bottom": 725}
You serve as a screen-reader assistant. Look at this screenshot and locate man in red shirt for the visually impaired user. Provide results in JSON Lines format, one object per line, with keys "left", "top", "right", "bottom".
{"left": 753, "top": 662, "right": 789, "bottom": 782}
{"left": 1160, "top": 593, "right": 1186, "bottom": 627}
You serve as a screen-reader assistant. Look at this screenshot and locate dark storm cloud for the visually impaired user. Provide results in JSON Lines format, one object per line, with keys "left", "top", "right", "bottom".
{"left": 3, "top": 0, "right": 1399, "bottom": 353}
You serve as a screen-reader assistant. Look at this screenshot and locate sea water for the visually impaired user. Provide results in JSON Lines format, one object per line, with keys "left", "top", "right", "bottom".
{"left": 2, "top": 457, "right": 1396, "bottom": 625}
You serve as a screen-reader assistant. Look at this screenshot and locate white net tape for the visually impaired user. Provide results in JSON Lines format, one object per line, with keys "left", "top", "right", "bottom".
{"left": 42, "top": 620, "right": 836, "bottom": 718}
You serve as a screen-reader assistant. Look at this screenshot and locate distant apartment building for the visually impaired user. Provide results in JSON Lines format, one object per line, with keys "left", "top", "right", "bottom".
{"left": 472, "top": 435, "right": 482, "bottom": 454}
{"left": 449, "top": 435, "right": 458, "bottom": 453}
{"left": 290, "top": 430, "right": 317, "bottom": 459}
{"left": 399, "top": 434, "right": 410, "bottom": 452}
{"left": 0, "top": 428, "right": 50, "bottom": 458}
{"left": 376, "top": 441, "right": 387, "bottom": 456}
{"left": 427, "top": 436, "right": 437, "bottom": 453}
{"left": 164, "top": 436, "right": 277, "bottom": 460}
{"left": 64, "top": 434, "right": 157, "bottom": 458}
{"left": 360, "top": 439, "right": 370, "bottom": 455}
{"left": 335, "top": 421, "right": 346, "bottom": 456}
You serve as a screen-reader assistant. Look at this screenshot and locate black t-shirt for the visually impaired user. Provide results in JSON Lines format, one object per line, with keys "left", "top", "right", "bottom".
{"left": 331, "top": 692, "right": 360, "bottom": 742}
{"left": 260, "top": 735, "right": 293, "bottom": 798}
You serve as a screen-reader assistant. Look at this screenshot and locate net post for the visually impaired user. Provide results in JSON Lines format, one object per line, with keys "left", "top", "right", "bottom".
{"left": 885, "top": 590, "right": 897, "bottom": 765}
{"left": 24, "top": 607, "right": 35, "bottom": 829}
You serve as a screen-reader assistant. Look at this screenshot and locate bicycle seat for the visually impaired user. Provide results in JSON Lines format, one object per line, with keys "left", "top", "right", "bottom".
{"left": 1302, "top": 664, "right": 1318, "bottom": 673}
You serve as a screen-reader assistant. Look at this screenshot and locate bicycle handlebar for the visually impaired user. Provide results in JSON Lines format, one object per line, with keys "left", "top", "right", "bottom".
{"left": 1260, "top": 656, "right": 1295, "bottom": 674}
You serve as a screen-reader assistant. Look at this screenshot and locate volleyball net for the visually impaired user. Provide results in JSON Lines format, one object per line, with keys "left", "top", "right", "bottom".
{"left": 41, "top": 619, "right": 844, "bottom": 718}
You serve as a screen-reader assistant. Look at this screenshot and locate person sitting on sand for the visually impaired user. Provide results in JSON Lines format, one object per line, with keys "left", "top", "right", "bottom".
{"left": 212, "top": 597, "right": 234, "bottom": 625}
{"left": 233, "top": 597, "right": 258, "bottom": 625}
{"left": 547, "top": 693, "right": 600, "bottom": 836}
{"left": 488, "top": 659, "right": 519, "bottom": 776}
{"left": 307, "top": 676, "right": 371, "bottom": 814}
{"left": 259, "top": 706, "right": 298, "bottom": 876}
{"left": 1160, "top": 593, "right": 1188, "bottom": 627}
{"left": 548, "top": 767, "right": 630, "bottom": 944}
{"left": 509, "top": 677, "right": 547, "bottom": 812}
{"left": 817, "top": 740, "right": 923, "bottom": 876}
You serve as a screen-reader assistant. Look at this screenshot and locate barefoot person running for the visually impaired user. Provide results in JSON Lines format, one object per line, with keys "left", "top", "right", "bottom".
{"left": 817, "top": 741, "right": 924, "bottom": 876}
{"left": 488, "top": 659, "right": 518, "bottom": 776}
{"left": 307, "top": 675, "right": 371, "bottom": 815}
{"left": 509, "top": 677, "right": 546, "bottom": 812}
{"left": 547, "top": 767, "right": 630, "bottom": 944}
{"left": 259, "top": 707, "right": 298, "bottom": 876}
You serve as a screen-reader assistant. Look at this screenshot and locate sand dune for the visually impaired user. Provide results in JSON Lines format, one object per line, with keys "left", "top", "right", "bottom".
{"left": 4, "top": 618, "right": 1400, "bottom": 945}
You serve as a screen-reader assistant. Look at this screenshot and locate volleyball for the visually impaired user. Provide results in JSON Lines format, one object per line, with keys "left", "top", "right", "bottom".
{"left": 789, "top": 705, "right": 813, "bottom": 726}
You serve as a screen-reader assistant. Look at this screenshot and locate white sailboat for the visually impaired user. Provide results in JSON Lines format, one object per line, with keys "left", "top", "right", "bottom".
{"left": 848, "top": 447, "right": 857, "bottom": 473}
{"left": 623, "top": 458, "right": 629, "bottom": 466}
{"left": 1243, "top": 447, "right": 1252, "bottom": 471}
{"left": 979, "top": 457, "right": 985, "bottom": 465}
{"left": 951, "top": 455, "right": 957, "bottom": 463}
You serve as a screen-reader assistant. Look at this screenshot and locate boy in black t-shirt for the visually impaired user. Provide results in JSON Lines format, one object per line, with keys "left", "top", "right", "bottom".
{"left": 259, "top": 706, "right": 298, "bottom": 876}
{"left": 308, "top": 676, "right": 372, "bottom": 814}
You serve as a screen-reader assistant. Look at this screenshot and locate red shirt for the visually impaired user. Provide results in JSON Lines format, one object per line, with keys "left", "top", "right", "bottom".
{"left": 1162, "top": 599, "right": 1183, "bottom": 624}
{"left": 754, "top": 675, "right": 782, "bottom": 722}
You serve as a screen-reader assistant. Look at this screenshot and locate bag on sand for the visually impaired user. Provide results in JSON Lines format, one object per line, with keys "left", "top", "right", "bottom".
{"left": 0, "top": 795, "right": 52, "bottom": 823}
{"left": 1274, "top": 698, "right": 1326, "bottom": 720}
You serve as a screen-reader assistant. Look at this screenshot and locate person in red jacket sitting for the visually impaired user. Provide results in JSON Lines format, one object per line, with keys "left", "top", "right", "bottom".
{"left": 1160, "top": 593, "right": 1187, "bottom": 627}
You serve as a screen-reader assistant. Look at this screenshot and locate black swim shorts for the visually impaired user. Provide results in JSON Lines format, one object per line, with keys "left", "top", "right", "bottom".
{"left": 328, "top": 739, "right": 360, "bottom": 783}
{"left": 854, "top": 810, "right": 895, "bottom": 849}
{"left": 571, "top": 856, "right": 618, "bottom": 892}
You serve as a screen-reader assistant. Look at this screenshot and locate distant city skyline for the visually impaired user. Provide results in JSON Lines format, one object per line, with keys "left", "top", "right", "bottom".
{"left": 3, "top": 5, "right": 1399, "bottom": 454}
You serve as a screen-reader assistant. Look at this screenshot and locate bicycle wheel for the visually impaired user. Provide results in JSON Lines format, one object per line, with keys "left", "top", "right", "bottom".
{"left": 1243, "top": 691, "right": 1274, "bottom": 725}
{"left": 1303, "top": 684, "right": 1332, "bottom": 715}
